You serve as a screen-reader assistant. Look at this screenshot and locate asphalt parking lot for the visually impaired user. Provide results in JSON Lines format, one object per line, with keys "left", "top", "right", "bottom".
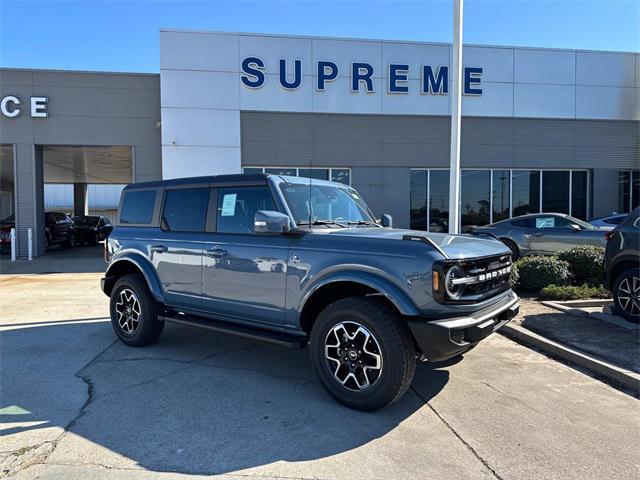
{"left": 1, "top": 258, "right": 639, "bottom": 479}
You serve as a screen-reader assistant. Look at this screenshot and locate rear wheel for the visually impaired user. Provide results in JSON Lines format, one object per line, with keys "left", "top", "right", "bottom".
{"left": 501, "top": 238, "right": 519, "bottom": 260}
{"left": 110, "top": 274, "right": 164, "bottom": 346}
{"left": 310, "top": 297, "right": 416, "bottom": 411}
{"left": 613, "top": 268, "right": 640, "bottom": 323}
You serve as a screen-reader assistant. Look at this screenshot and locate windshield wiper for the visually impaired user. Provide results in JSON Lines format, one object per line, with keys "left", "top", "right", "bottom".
{"left": 297, "top": 220, "right": 349, "bottom": 228}
{"left": 346, "top": 220, "right": 382, "bottom": 227}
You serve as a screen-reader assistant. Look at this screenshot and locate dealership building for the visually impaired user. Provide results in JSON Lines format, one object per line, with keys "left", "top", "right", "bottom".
{"left": 1, "top": 29, "right": 638, "bottom": 257}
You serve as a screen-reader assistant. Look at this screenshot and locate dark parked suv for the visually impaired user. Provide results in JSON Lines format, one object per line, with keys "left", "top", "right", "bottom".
{"left": 604, "top": 207, "right": 640, "bottom": 323}
{"left": 102, "top": 174, "right": 519, "bottom": 410}
{"left": 45, "top": 211, "right": 76, "bottom": 249}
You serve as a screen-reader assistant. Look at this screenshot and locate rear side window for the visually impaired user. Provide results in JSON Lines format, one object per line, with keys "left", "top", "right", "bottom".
{"left": 120, "top": 190, "right": 157, "bottom": 225}
{"left": 162, "top": 188, "right": 210, "bottom": 232}
{"left": 511, "top": 218, "right": 533, "bottom": 228}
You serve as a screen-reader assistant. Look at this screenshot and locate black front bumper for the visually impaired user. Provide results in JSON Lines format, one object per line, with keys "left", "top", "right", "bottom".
{"left": 407, "top": 292, "right": 519, "bottom": 362}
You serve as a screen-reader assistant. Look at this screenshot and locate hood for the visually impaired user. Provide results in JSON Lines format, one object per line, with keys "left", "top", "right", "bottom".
{"left": 323, "top": 227, "right": 511, "bottom": 259}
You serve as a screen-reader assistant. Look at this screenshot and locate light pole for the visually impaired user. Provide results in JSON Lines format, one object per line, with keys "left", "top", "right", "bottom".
{"left": 448, "top": 0, "right": 463, "bottom": 234}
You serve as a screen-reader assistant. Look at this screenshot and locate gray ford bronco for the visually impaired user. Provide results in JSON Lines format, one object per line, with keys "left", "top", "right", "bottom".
{"left": 102, "top": 174, "right": 519, "bottom": 411}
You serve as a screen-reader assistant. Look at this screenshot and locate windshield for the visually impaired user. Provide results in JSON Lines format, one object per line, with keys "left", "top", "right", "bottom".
{"left": 74, "top": 216, "right": 99, "bottom": 226}
{"left": 0, "top": 214, "right": 14, "bottom": 225}
{"left": 280, "top": 182, "right": 376, "bottom": 225}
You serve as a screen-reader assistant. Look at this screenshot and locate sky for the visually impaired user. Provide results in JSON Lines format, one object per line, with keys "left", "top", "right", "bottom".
{"left": 1, "top": 0, "right": 638, "bottom": 73}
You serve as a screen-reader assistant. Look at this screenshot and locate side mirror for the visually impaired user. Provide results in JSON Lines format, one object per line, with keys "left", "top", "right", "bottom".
{"left": 254, "top": 210, "right": 291, "bottom": 234}
{"left": 569, "top": 224, "right": 582, "bottom": 232}
{"left": 381, "top": 214, "right": 393, "bottom": 228}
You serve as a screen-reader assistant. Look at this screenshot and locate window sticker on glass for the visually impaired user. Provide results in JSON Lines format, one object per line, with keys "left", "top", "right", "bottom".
{"left": 536, "top": 217, "right": 554, "bottom": 228}
{"left": 221, "top": 194, "right": 237, "bottom": 216}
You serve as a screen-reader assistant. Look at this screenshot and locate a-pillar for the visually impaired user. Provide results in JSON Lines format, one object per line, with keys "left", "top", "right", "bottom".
{"left": 73, "top": 183, "right": 88, "bottom": 217}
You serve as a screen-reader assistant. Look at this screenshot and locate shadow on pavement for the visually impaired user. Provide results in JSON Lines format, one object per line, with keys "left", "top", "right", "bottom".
{"left": 521, "top": 311, "right": 640, "bottom": 373}
{"left": 1, "top": 320, "right": 450, "bottom": 475}
{"left": 0, "top": 243, "right": 106, "bottom": 275}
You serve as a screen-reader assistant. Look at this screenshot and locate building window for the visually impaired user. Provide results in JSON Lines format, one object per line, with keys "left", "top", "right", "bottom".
{"left": 461, "top": 170, "right": 491, "bottom": 229}
{"left": 618, "top": 171, "right": 640, "bottom": 213}
{"left": 511, "top": 170, "right": 540, "bottom": 217}
{"left": 491, "top": 170, "right": 510, "bottom": 223}
{"left": 571, "top": 171, "right": 588, "bottom": 220}
{"left": 243, "top": 167, "right": 351, "bottom": 185}
{"left": 409, "top": 168, "right": 589, "bottom": 231}
{"left": 542, "top": 171, "right": 570, "bottom": 214}
{"left": 429, "top": 170, "right": 450, "bottom": 233}
{"left": 298, "top": 168, "right": 329, "bottom": 180}
{"left": 410, "top": 170, "right": 427, "bottom": 230}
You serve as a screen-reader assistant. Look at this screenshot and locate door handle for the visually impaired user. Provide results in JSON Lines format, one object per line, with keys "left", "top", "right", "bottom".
{"left": 531, "top": 232, "right": 543, "bottom": 237}
{"left": 206, "top": 248, "right": 228, "bottom": 258}
{"left": 150, "top": 244, "right": 168, "bottom": 253}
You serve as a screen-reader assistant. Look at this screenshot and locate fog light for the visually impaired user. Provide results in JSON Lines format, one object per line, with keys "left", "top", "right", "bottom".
{"left": 450, "top": 329, "right": 465, "bottom": 344}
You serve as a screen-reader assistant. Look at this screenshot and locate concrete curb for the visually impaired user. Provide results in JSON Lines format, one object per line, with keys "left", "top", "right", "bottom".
{"left": 500, "top": 323, "right": 640, "bottom": 392}
{"left": 541, "top": 299, "right": 639, "bottom": 330}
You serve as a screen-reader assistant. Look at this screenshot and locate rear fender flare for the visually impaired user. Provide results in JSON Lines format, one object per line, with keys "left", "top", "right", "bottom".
{"left": 105, "top": 254, "right": 164, "bottom": 304}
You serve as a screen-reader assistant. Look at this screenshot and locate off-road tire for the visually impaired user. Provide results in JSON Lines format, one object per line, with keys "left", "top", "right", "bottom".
{"left": 310, "top": 296, "right": 416, "bottom": 411}
{"left": 613, "top": 268, "right": 640, "bottom": 323}
{"left": 110, "top": 274, "right": 164, "bottom": 346}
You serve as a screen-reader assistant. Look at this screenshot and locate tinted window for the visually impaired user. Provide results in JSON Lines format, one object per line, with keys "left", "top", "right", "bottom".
{"left": 512, "top": 218, "right": 533, "bottom": 228}
{"left": 429, "top": 170, "right": 450, "bottom": 233}
{"left": 512, "top": 171, "right": 540, "bottom": 216}
{"left": 120, "top": 190, "right": 156, "bottom": 225}
{"left": 542, "top": 171, "right": 570, "bottom": 214}
{"left": 162, "top": 188, "right": 210, "bottom": 232}
{"left": 461, "top": 170, "right": 490, "bottom": 228}
{"left": 410, "top": 170, "right": 427, "bottom": 231}
{"left": 217, "top": 187, "right": 275, "bottom": 234}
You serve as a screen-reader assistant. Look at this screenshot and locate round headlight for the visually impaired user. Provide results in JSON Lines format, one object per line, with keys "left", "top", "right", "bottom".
{"left": 445, "top": 265, "right": 466, "bottom": 300}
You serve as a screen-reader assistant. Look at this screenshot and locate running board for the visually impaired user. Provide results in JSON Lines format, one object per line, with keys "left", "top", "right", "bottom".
{"left": 161, "top": 311, "right": 307, "bottom": 349}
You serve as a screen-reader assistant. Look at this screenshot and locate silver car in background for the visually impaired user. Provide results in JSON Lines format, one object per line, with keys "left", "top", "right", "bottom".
{"left": 473, "top": 213, "right": 608, "bottom": 259}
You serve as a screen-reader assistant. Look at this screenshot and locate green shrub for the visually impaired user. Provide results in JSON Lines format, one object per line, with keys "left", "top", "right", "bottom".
{"left": 540, "top": 283, "right": 610, "bottom": 301}
{"left": 556, "top": 246, "right": 605, "bottom": 286}
{"left": 509, "top": 262, "right": 519, "bottom": 289}
{"left": 515, "top": 256, "right": 570, "bottom": 292}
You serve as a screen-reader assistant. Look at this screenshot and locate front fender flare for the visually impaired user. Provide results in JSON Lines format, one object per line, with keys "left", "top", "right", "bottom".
{"left": 104, "top": 253, "right": 165, "bottom": 304}
{"left": 300, "top": 270, "right": 420, "bottom": 317}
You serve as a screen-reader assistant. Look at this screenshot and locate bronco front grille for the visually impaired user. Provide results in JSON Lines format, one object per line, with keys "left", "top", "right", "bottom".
{"left": 433, "top": 254, "right": 512, "bottom": 303}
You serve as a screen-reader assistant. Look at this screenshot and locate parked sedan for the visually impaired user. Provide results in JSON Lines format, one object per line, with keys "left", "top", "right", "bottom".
{"left": 589, "top": 212, "right": 627, "bottom": 230}
{"left": 473, "top": 213, "right": 608, "bottom": 259}
{"left": 73, "top": 215, "right": 113, "bottom": 245}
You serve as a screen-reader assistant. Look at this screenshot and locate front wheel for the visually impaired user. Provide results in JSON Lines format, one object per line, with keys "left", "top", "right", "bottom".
{"left": 310, "top": 297, "right": 416, "bottom": 411}
{"left": 110, "top": 274, "right": 164, "bottom": 346}
{"left": 613, "top": 268, "right": 640, "bottom": 323}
